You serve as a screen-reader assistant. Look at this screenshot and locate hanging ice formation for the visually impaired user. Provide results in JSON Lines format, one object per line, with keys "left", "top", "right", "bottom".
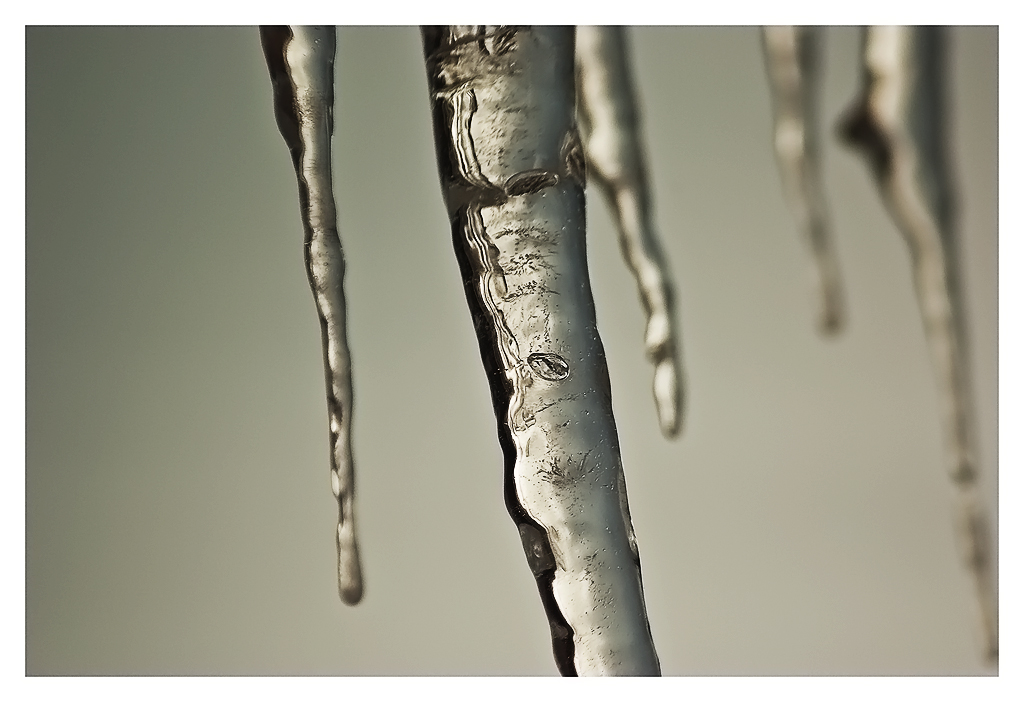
{"left": 762, "top": 25, "right": 997, "bottom": 663}
{"left": 762, "top": 26, "right": 846, "bottom": 335}
{"left": 420, "top": 25, "right": 673, "bottom": 676}
{"left": 261, "top": 24, "right": 995, "bottom": 673}
{"left": 260, "top": 26, "right": 363, "bottom": 605}
{"left": 575, "top": 26, "right": 686, "bottom": 438}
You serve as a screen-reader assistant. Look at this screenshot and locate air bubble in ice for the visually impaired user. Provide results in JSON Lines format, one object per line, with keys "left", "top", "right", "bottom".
{"left": 518, "top": 523, "right": 556, "bottom": 575}
{"left": 527, "top": 352, "right": 570, "bottom": 381}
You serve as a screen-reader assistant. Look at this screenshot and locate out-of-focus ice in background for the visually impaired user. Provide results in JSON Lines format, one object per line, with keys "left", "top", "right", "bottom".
{"left": 26, "top": 26, "right": 996, "bottom": 675}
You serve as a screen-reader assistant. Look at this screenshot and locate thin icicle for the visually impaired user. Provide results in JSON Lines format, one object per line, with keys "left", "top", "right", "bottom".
{"left": 837, "top": 25, "right": 996, "bottom": 664}
{"left": 260, "top": 26, "right": 363, "bottom": 605}
{"left": 762, "top": 25, "right": 846, "bottom": 335}
{"left": 575, "top": 26, "right": 686, "bottom": 437}
{"left": 422, "top": 25, "right": 661, "bottom": 676}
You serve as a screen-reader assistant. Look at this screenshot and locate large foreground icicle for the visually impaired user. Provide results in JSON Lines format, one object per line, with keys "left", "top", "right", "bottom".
{"left": 422, "top": 25, "right": 661, "bottom": 676}
{"left": 762, "top": 25, "right": 846, "bottom": 335}
{"left": 575, "top": 26, "right": 686, "bottom": 437}
{"left": 260, "top": 26, "right": 363, "bottom": 605}
{"left": 837, "top": 26, "right": 996, "bottom": 664}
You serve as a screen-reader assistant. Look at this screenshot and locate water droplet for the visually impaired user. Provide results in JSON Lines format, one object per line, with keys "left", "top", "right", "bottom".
{"left": 527, "top": 352, "right": 570, "bottom": 381}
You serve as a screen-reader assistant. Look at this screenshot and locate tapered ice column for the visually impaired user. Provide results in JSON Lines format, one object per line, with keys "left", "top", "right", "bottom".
{"left": 423, "top": 25, "right": 661, "bottom": 676}
{"left": 838, "top": 26, "right": 996, "bottom": 664}
{"left": 762, "top": 25, "right": 846, "bottom": 335}
{"left": 260, "top": 26, "right": 363, "bottom": 605}
{"left": 576, "top": 26, "right": 686, "bottom": 437}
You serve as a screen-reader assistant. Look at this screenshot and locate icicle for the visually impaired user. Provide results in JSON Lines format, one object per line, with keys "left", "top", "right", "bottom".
{"left": 422, "top": 25, "right": 661, "bottom": 676}
{"left": 575, "top": 26, "right": 686, "bottom": 437}
{"left": 837, "top": 26, "right": 996, "bottom": 664}
{"left": 762, "top": 26, "right": 846, "bottom": 335}
{"left": 260, "top": 26, "right": 363, "bottom": 605}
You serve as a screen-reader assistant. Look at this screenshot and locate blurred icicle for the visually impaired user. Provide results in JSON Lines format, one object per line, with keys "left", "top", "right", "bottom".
{"left": 260, "top": 26, "right": 363, "bottom": 605}
{"left": 762, "top": 25, "right": 846, "bottom": 335}
{"left": 422, "top": 25, "right": 661, "bottom": 676}
{"left": 576, "top": 26, "right": 686, "bottom": 437}
{"left": 837, "top": 25, "right": 997, "bottom": 664}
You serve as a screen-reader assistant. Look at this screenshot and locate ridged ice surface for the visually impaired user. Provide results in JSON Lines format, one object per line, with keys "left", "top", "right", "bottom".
{"left": 837, "top": 25, "right": 996, "bottom": 664}
{"left": 423, "top": 25, "right": 660, "bottom": 676}
{"left": 260, "top": 25, "right": 363, "bottom": 605}
{"left": 576, "top": 26, "right": 685, "bottom": 438}
{"left": 762, "top": 26, "right": 847, "bottom": 335}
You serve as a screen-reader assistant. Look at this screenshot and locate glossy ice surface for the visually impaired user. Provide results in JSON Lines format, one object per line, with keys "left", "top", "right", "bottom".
{"left": 25, "top": 26, "right": 997, "bottom": 677}
{"left": 261, "top": 26, "right": 363, "bottom": 605}
{"left": 423, "top": 25, "right": 660, "bottom": 676}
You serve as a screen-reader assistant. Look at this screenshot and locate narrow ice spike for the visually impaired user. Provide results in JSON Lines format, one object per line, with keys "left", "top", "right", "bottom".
{"left": 423, "top": 25, "right": 661, "bottom": 676}
{"left": 762, "top": 26, "right": 847, "bottom": 335}
{"left": 260, "top": 26, "right": 363, "bottom": 605}
{"left": 575, "top": 26, "right": 686, "bottom": 438}
{"left": 838, "top": 25, "right": 996, "bottom": 664}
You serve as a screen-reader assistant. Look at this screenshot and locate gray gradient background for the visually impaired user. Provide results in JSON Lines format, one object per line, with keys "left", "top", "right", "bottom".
{"left": 26, "top": 26, "right": 997, "bottom": 675}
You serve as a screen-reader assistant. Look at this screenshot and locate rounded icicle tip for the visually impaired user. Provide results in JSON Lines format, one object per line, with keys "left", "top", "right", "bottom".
{"left": 817, "top": 304, "right": 845, "bottom": 337}
{"left": 337, "top": 523, "right": 364, "bottom": 605}
{"left": 338, "top": 576, "right": 363, "bottom": 605}
{"left": 811, "top": 246, "right": 847, "bottom": 338}
{"left": 653, "top": 358, "right": 683, "bottom": 439}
